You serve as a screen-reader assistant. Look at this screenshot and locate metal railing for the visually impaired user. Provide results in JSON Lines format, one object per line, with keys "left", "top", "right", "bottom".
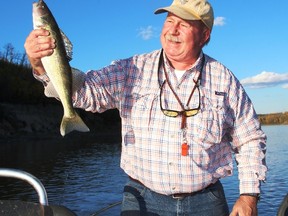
{"left": 0, "top": 168, "right": 48, "bottom": 205}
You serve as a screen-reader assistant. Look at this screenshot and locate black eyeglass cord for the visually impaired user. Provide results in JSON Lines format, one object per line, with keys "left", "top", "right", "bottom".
{"left": 157, "top": 50, "right": 205, "bottom": 156}
{"left": 158, "top": 50, "right": 205, "bottom": 126}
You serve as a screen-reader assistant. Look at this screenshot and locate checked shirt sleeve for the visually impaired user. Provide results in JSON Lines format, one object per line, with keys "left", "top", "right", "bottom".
{"left": 229, "top": 83, "right": 267, "bottom": 194}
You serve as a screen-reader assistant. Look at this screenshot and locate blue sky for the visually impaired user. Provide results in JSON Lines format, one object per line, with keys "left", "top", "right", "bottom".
{"left": 1, "top": 0, "right": 287, "bottom": 114}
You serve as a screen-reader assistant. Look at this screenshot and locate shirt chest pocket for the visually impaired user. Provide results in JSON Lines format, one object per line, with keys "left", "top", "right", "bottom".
{"left": 130, "top": 91, "right": 159, "bottom": 128}
{"left": 192, "top": 89, "right": 227, "bottom": 147}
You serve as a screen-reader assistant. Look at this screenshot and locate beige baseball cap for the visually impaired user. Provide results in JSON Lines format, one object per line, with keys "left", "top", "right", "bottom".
{"left": 154, "top": 0, "right": 214, "bottom": 31}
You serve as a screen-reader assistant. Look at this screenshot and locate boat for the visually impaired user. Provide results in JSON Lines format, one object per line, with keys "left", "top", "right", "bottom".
{"left": 278, "top": 193, "right": 288, "bottom": 216}
{"left": 0, "top": 168, "right": 76, "bottom": 216}
{"left": 0, "top": 168, "right": 122, "bottom": 215}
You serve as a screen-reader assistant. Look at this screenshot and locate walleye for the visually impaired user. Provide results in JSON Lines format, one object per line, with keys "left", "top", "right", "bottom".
{"left": 32, "top": 0, "right": 90, "bottom": 136}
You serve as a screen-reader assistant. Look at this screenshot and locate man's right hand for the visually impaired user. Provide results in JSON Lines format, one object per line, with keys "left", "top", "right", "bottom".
{"left": 24, "top": 29, "right": 56, "bottom": 75}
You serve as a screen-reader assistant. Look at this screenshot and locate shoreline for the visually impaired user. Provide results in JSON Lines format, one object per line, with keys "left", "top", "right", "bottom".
{"left": 0, "top": 103, "right": 121, "bottom": 143}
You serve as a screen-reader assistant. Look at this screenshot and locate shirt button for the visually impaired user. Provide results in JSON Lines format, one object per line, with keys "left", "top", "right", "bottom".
{"left": 172, "top": 187, "right": 176, "bottom": 190}
{"left": 169, "top": 162, "right": 173, "bottom": 166}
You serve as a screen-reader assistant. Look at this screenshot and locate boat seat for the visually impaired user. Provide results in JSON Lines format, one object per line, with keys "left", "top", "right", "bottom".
{"left": 278, "top": 193, "right": 288, "bottom": 216}
{"left": 0, "top": 200, "right": 76, "bottom": 216}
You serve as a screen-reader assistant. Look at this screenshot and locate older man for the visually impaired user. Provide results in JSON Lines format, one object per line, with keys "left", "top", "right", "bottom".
{"left": 24, "top": 0, "right": 267, "bottom": 215}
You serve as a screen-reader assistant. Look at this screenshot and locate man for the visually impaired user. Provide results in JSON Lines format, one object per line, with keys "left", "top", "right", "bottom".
{"left": 24, "top": 0, "right": 267, "bottom": 215}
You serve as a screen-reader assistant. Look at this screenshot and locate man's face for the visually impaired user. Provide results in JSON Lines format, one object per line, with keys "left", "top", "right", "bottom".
{"left": 161, "top": 13, "right": 209, "bottom": 65}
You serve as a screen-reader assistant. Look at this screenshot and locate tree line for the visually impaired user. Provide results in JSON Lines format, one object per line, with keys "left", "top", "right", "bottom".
{"left": 0, "top": 43, "right": 51, "bottom": 104}
{"left": 0, "top": 43, "right": 29, "bottom": 67}
{"left": 259, "top": 112, "right": 288, "bottom": 125}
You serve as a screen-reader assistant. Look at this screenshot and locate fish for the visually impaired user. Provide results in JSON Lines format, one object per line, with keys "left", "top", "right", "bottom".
{"left": 32, "top": 0, "right": 90, "bottom": 136}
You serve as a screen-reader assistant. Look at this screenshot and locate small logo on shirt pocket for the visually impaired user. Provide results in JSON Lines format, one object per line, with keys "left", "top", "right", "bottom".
{"left": 215, "top": 91, "right": 226, "bottom": 97}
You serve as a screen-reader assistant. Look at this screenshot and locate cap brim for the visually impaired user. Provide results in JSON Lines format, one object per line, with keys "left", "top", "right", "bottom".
{"left": 154, "top": 6, "right": 200, "bottom": 21}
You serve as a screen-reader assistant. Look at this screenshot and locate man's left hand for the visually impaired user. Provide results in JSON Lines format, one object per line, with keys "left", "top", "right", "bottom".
{"left": 230, "top": 195, "right": 258, "bottom": 216}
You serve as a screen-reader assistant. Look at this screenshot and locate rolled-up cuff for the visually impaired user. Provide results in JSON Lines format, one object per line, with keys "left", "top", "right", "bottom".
{"left": 239, "top": 170, "right": 266, "bottom": 194}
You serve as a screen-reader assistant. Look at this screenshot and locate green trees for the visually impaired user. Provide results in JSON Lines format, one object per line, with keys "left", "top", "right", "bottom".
{"left": 0, "top": 43, "right": 50, "bottom": 104}
{"left": 259, "top": 113, "right": 288, "bottom": 125}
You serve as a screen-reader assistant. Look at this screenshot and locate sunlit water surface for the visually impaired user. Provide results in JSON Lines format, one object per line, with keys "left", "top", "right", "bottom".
{"left": 0, "top": 125, "right": 287, "bottom": 215}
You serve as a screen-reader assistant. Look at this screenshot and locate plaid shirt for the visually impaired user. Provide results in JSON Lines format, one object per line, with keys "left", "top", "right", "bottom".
{"left": 39, "top": 49, "right": 267, "bottom": 195}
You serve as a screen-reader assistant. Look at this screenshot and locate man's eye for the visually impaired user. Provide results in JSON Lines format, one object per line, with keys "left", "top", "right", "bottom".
{"left": 180, "top": 23, "right": 189, "bottom": 28}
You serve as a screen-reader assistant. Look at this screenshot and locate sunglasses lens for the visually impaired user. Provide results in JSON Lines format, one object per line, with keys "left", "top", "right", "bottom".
{"left": 185, "top": 109, "right": 199, "bottom": 117}
{"left": 160, "top": 78, "right": 200, "bottom": 118}
{"left": 163, "top": 110, "right": 179, "bottom": 117}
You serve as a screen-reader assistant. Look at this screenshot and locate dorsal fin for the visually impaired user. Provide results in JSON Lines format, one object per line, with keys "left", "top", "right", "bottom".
{"left": 60, "top": 30, "right": 73, "bottom": 61}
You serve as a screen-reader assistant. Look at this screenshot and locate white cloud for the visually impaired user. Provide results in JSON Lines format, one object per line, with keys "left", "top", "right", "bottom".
{"left": 137, "top": 26, "right": 156, "bottom": 40}
{"left": 214, "top": 17, "right": 226, "bottom": 27}
{"left": 240, "top": 71, "right": 288, "bottom": 89}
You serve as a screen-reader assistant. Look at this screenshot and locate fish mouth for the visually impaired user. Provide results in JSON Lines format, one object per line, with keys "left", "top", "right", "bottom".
{"left": 33, "top": 0, "right": 45, "bottom": 8}
{"left": 33, "top": 0, "right": 41, "bottom": 5}
{"left": 34, "top": 0, "right": 44, "bottom": 3}
{"left": 33, "top": 0, "right": 48, "bottom": 17}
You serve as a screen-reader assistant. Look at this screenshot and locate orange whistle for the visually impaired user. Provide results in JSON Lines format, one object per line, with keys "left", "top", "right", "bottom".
{"left": 181, "top": 143, "right": 189, "bottom": 156}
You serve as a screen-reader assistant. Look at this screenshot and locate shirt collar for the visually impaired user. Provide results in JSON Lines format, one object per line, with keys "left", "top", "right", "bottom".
{"left": 162, "top": 51, "right": 204, "bottom": 73}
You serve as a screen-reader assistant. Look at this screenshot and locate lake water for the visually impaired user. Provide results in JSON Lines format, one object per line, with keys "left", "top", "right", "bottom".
{"left": 0, "top": 125, "right": 287, "bottom": 215}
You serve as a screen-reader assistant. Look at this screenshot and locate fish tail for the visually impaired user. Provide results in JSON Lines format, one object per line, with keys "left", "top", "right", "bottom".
{"left": 60, "top": 112, "right": 90, "bottom": 137}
